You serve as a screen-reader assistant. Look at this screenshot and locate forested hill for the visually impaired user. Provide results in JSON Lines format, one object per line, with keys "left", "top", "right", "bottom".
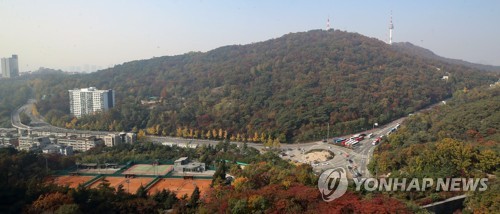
{"left": 392, "top": 42, "right": 500, "bottom": 72}
{"left": 33, "top": 29, "right": 498, "bottom": 143}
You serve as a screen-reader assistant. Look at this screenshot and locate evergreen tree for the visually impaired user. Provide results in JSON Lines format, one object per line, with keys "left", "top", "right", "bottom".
{"left": 135, "top": 185, "right": 147, "bottom": 198}
{"left": 189, "top": 186, "right": 200, "bottom": 208}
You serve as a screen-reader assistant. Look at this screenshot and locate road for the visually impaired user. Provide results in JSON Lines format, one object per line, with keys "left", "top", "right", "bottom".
{"left": 11, "top": 98, "right": 446, "bottom": 178}
{"left": 279, "top": 118, "right": 403, "bottom": 178}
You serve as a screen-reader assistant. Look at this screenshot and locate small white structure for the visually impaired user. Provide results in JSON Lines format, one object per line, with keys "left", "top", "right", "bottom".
{"left": 173, "top": 157, "right": 206, "bottom": 172}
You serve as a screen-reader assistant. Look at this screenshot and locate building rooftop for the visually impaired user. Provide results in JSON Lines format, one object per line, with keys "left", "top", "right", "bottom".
{"left": 175, "top": 157, "right": 189, "bottom": 162}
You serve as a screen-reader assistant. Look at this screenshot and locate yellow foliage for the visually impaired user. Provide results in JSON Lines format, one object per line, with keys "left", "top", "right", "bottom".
{"left": 252, "top": 132, "right": 259, "bottom": 142}
{"left": 212, "top": 129, "right": 218, "bottom": 139}
{"left": 137, "top": 129, "right": 146, "bottom": 140}
{"left": 232, "top": 177, "right": 249, "bottom": 192}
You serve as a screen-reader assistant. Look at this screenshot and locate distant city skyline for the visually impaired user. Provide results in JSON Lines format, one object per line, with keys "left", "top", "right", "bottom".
{"left": 1, "top": 0, "right": 499, "bottom": 72}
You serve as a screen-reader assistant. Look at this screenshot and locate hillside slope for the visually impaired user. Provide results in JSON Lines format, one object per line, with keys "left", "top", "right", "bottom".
{"left": 33, "top": 30, "right": 498, "bottom": 142}
{"left": 392, "top": 42, "right": 500, "bottom": 72}
{"left": 369, "top": 86, "right": 499, "bottom": 209}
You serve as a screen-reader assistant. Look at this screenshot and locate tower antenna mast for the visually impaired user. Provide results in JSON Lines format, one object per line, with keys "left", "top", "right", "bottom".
{"left": 389, "top": 11, "right": 394, "bottom": 44}
{"left": 326, "top": 17, "right": 331, "bottom": 31}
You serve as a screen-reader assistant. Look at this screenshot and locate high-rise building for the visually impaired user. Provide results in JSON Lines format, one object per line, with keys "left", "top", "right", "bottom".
{"left": 1, "top": 55, "right": 19, "bottom": 78}
{"left": 69, "top": 87, "right": 115, "bottom": 118}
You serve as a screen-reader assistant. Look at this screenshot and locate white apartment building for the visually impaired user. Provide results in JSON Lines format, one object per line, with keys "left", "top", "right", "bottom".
{"left": 69, "top": 87, "right": 115, "bottom": 118}
{"left": 1, "top": 55, "right": 19, "bottom": 78}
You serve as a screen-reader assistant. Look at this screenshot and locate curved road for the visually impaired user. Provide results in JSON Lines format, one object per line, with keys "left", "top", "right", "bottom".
{"left": 12, "top": 99, "right": 446, "bottom": 178}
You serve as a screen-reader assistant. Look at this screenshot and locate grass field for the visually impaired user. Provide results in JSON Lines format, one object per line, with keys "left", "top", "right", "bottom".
{"left": 90, "top": 176, "right": 154, "bottom": 193}
{"left": 121, "top": 164, "right": 173, "bottom": 176}
{"left": 148, "top": 178, "right": 212, "bottom": 198}
{"left": 52, "top": 175, "right": 95, "bottom": 188}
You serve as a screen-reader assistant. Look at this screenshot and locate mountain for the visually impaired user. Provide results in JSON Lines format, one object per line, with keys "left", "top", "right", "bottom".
{"left": 392, "top": 42, "right": 500, "bottom": 72}
{"left": 32, "top": 30, "right": 499, "bottom": 143}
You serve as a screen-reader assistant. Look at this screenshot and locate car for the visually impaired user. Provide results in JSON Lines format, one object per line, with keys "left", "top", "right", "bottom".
{"left": 322, "top": 138, "right": 327, "bottom": 143}
{"left": 334, "top": 138, "right": 345, "bottom": 143}
{"left": 367, "top": 133, "right": 374, "bottom": 138}
{"left": 359, "top": 133, "right": 367, "bottom": 137}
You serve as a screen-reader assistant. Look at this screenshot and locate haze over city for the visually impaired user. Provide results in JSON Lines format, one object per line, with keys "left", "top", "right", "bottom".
{"left": 1, "top": 0, "right": 499, "bottom": 72}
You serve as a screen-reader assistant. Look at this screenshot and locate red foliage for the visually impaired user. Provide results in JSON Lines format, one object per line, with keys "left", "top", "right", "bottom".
{"left": 202, "top": 183, "right": 411, "bottom": 213}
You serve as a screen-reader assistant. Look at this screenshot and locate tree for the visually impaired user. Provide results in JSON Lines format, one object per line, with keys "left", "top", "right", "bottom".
{"left": 252, "top": 132, "right": 259, "bottom": 142}
{"left": 189, "top": 186, "right": 200, "bottom": 208}
{"left": 212, "top": 161, "right": 227, "bottom": 185}
{"left": 32, "top": 104, "right": 40, "bottom": 117}
{"left": 260, "top": 133, "right": 267, "bottom": 143}
{"left": 273, "top": 138, "right": 281, "bottom": 148}
{"left": 136, "top": 185, "right": 147, "bottom": 198}
{"left": 30, "top": 192, "right": 74, "bottom": 213}
{"left": 137, "top": 130, "right": 147, "bottom": 141}
{"left": 176, "top": 127, "right": 182, "bottom": 137}
{"left": 212, "top": 129, "right": 218, "bottom": 139}
{"left": 232, "top": 177, "right": 250, "bottom": 192}
{"left": 476, "top": 149, "right": 500, "bottom": 173}
{"left": 206, "top": 130, "right": 212, "bottom": 139}
{"left": 19, "top": 112, "right": 32, "bottom": 125}
{"left": 264, "top": 137, "right": 273, "bottom": 148}
{"left": 194, "top": 130, "right": 199, "bottom": 139}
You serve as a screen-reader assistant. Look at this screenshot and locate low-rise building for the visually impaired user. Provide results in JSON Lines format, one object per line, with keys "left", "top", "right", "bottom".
{"left": 104, "top": 134, "right": 121, "bottom": 147}
{"left": 0, "top": 137, "right": 17, "bottom": 147}
{"left": 41, "top": 144, "right": 73, "bottom": 155}
{"left": 58, "top": 136, "right": 102, "bottom": 152}
{"left": 60, "top": 146, "right": 74, "bottom": 156}
{"left": 18, "top": 136, "right": 50, "bottom": 152}
{"left": 119, "top": 132, "right": 137, "bottom": 144}
{"left": 173, "top": 157, "right": 206, "bottom": 172}
{"left": 42, "top": 144, "right": 61, "bottom": 154}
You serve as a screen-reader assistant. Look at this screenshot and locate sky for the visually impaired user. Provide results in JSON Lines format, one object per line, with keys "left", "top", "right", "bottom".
{"left": 1, "top": 0, "right": 499, "bottom": 72}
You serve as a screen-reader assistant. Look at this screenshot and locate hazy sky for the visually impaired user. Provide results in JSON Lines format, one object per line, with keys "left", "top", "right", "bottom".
{"left": 1, "top": 0, "right": 499, "bottom": 72}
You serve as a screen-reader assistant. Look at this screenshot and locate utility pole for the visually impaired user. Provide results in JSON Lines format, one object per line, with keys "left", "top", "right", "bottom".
{"left": 126, "top": 179, "right": 130, "bottom": 193}
{"left": 327, "top": 123, "right": 330, "bottom": 140}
